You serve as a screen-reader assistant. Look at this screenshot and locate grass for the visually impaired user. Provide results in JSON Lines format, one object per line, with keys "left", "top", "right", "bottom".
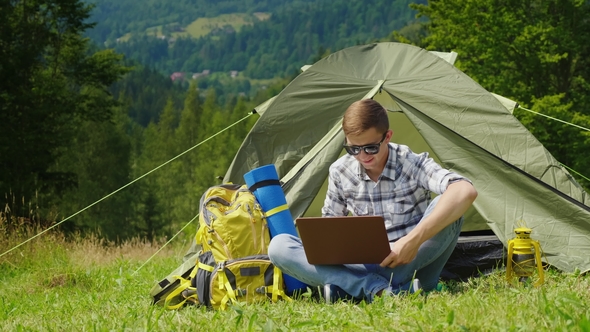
{"left": 183, "top": 13, "right": 261, "bottom": 39}
{"left": 1, "top": 226, "right": 590, "bottom": 331}
{"left": 117, "top": 12, "right": 270, "bottom": 42}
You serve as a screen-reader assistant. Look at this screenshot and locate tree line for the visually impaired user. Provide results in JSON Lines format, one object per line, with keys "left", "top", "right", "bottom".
{"left": 1, "top": 0, "right": 128, "bottom": 223}
{"left": 86, "top": 0, "right": 314, "bottom": 42}
{"left": 110, "top": 0, "right": 420, "bottom": 79}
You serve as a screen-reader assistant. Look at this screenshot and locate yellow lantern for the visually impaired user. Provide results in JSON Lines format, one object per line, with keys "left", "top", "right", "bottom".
{"left": 506, "top": 225, "right": 544, "bottom": 286}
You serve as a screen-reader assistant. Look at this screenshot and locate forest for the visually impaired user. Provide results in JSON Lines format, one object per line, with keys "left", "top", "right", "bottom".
{"left": 1, "top": 0, "right": 589, "bottom": 240}
{"left": 107, "top": 0, "right": 420, "bottom": 79}
{"left": 85, "top": 0, "right": 313, "bottom": 42}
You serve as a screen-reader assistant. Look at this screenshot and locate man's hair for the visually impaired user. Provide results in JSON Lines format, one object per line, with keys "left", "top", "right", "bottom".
{"left": 342, "top": 99, "right": 389, "bottom": 136}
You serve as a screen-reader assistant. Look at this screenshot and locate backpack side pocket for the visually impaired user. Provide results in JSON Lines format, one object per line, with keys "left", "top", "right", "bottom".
{"left": 194, "top": 250, "right": 215, "bottom": 307}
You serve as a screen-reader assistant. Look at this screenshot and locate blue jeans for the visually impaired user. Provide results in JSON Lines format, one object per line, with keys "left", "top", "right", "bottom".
{"left": 267, "top": 196, "right": 463, "bottom": 301}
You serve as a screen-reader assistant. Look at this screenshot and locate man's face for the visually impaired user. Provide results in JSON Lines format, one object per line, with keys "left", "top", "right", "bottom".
{"left": 345, "top": 128, "right": 392, "bottom": 173}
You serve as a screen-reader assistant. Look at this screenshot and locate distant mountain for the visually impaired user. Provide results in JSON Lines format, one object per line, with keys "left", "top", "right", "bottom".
{"left": 87, "top": 0, "right": 423, "bottom": 83}
{"left": 85, "top": 0, "right": 314, "bottom": 43}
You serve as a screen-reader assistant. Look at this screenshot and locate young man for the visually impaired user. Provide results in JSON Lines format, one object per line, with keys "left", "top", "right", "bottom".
{"left": 268, "top": 99, "right": 478, "bottom": 302}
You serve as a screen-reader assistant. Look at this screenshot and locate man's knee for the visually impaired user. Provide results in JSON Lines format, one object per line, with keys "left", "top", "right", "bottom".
{"left": 451, "top": 215, "right": 464, "bottom": 235}
{"left": 267, "top": 233, "right": 297, "bottom": 265}
{"left": 423, "top": 195, "right": 464, "bottom": 236}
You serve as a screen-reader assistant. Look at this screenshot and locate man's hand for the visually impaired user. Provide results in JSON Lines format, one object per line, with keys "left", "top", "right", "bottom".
{"left": 379, "top": 181, "right": 477, "bottom": 269}
{"left": 380, "top": 235, "right": 420, "bottom": 268}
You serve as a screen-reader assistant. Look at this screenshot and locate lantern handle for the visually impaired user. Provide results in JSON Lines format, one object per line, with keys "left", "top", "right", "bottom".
{"left": 532, "top": 240, "right": 545, "bottom": 286}
{"left": 506, "top": 240, "right": 515, "bottom": 281}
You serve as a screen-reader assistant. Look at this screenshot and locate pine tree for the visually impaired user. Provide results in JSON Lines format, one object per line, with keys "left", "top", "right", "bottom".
{"left": 175, "top": 84, "right": 204, "bottom": 223}
{"left": 52, "top": 106, "right": 135, "bottom": 239}
{"left": 0, "top": 0, "right": 129, "bottom": 219}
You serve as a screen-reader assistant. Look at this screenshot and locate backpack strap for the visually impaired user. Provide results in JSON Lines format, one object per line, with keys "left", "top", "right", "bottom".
{"left": 218, "top": 270, "right": 238, "bottom": 310}
{"left": 195, "top": 225, "right": 206, "bottom": 246}
{"left": 198, "top": 261, "right": 214, "bottom": 273}
{"left": 247, "top": 179, "right": 281, "bottom": 192}
{"left": 272, "top": 266, "right": 292, "bottom": 302}
{"left": 163, "top": 276, "right": 194, "bottom": 310}
{"left": 163, "top": 259, "right": 208, "bottom": 310}
{"left": 254, "top": 266, "right": 292, "bottom": 302}
{"left": 265, "top": 204, "right": 289, "bottom": 217}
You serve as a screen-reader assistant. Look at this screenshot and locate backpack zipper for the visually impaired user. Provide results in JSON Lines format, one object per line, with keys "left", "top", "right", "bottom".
{"left": 246, "top": 204, "right": 258, "bottom": 252}
{"left": 207, "top": 201, "right": 241, "bottom": 260}
{"left": 257, "top": 203, "right": 268, "bottom": 253}
{"left": 210, "top": 229, "right": 232, "bottom": 260}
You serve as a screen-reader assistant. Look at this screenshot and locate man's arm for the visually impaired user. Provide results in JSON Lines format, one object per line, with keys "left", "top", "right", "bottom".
{"left": 380, "top": 180, "right": 477, "bottom": 268}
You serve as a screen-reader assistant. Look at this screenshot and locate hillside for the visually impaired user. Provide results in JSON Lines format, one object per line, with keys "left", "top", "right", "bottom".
{"left": 85, "top": 0, "right": 299, "bottom": 42}
{"left": 115, "top": 12, "right": 271, "bottom": 42}
{"left": 87, "top": 0, "right": 423, "bottom": 82}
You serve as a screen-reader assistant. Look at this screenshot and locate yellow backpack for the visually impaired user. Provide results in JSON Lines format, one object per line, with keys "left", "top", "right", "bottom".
{"left": 151, "top": 184, "right": 290, "bottom": 310}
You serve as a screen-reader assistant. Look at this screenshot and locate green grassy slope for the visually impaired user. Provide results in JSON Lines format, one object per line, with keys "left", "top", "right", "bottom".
{"left": 117, "top": 13, "right": 269, "bottom": 42}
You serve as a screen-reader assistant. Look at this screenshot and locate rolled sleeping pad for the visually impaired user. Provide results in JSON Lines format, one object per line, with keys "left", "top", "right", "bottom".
{"left": 244, "top": 164, "right": 308, "bottom": 294}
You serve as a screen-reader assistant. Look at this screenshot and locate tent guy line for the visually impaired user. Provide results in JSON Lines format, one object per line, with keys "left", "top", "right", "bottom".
{"left": 0, "top": 112, "right": 255, "bottom": 260}
{"left": 132, "top": 213, "right": 199, "bottom": 276}
{"left": 561, "top": 164, "right": 590, "bottom": 184}
{"left": 517, "top": 105, "right": 590, "bottom": 132}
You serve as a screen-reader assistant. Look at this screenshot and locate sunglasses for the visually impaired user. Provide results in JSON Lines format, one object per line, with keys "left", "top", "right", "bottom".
{"left": 343, "top": 132, "right": 387, "bottom": 156}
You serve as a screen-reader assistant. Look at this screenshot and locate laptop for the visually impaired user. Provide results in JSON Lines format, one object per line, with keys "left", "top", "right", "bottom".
{"left": 295, "top": 216, "right": 391, "bottom": 265}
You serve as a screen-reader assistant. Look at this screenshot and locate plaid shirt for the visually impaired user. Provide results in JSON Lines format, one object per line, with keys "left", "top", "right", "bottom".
{"left": 322, "top": 143, "right": 470, "bottom": 242}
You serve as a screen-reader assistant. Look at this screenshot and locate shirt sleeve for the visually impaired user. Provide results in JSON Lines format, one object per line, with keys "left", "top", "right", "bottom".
{"left": 412, "top": 152, "right": 471, "bottom": 195}
{"left": 321, "top": 165, "right": 348, "bottom": 217}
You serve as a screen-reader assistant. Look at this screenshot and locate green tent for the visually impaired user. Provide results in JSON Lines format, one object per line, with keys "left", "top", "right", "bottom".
{"left": 223, "top": 42, "right": 590, "bottom": 274}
